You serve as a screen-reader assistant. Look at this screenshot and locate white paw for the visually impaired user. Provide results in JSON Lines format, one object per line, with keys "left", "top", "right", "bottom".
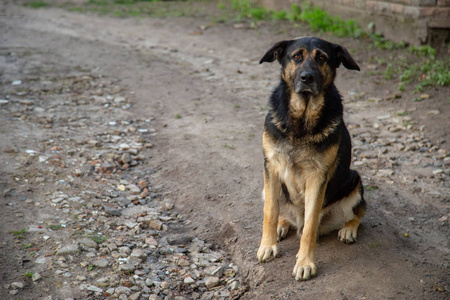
{"left": 257, "top": 243, "right": 279, "bottom": 262}
{"left": 338, "top": 226, "right": 357, "bottom": 243}
{"left": 277, "top": 225, "right": 289, "bottom": 241}
{"left": 292, "top": 259, "right": 317, "bottom": 281}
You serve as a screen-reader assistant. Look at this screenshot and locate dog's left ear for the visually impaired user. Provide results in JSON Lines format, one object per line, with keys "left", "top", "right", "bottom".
{"left": 334, "top": 44, "right": 360, "bottom": 71}
{"left": 259, "top": 40, "right": 292, "bottom": 64}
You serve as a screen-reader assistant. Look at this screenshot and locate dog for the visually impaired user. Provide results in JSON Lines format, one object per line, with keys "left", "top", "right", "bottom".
{"left": 257, "top": 37, "right": 366, "bottom": 281}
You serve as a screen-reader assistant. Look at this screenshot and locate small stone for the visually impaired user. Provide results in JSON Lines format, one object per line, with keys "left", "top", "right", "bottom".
{"left": 35, "top": 256, "right": 48, "bottom": 264}
{"left": 119, "top": 263, "right": 135, "bottom": 274}
{"left": 127, "top": 184, "right": 141, "bottom": 195}
{"left": 145, "top": 236, "right": 158, "bottom": 246}
{"left": 19, "top": 99, "right": 34, "bottom": 106}
{"left": 56, "top": 243, "right": 80, "bottom": 255}
{"left": 11, "top": 282, "right": 25, "bottom": 289}
{"left": 229, "top": 281, "right": 238, "bottom": 290}
{"left": 433, "top": 169, "right": 444, "bottom": 175}
{"left": 87, "top": 285, "right": 103, "bottom": 293}
{"left": 0, "top": 99, "right": 9, "bottom": 106}
{"left": 79, "top": 238, "right": 99, "bottom": 249}
{"left": 130, "top": 248, "right": 147, "bottom": 260}
{"left": 88, "top": 140, "right": 102, "bottom": 147}
{"left": 106, "top": 288, "right": 115, "bottom": 295}
{"left": 160, "top": 281, "right": 170, "bottom": 289}
{"left": 119, "top": 143, "right": 131, "bottom": 151}
{"left": 9, "top": 290, "right": 18, "bottom": 295}
{"left": 129, "top": 291, "right": 141, "bottom": 300}
{"left": 121, "top": 153, "right": 132, "bottom": 164}
{"left": 115, "top": 286, "right": 132, "bottom": 295}
{"left": 12, "top": 80, "right": 22, "bottom": 85}
{"left": 149, "top": 220, "right": 163, "bottom": 231}
{"left": 104, "top": 206, "right": 122, "bottom": 216}
{"left": 32, "top": 272, "right": 42, "bottom": 282}
{"left": 211, "top": 266, "right": 224, "bottom": 278}
{"left": 184, "top": 276, "right": 195, "bottom": 285}
{"left": 93, "top": 258, "right": 109, "bottom": 268}
{"left": 205, "top": 277, "right": 220, "bottom": 289}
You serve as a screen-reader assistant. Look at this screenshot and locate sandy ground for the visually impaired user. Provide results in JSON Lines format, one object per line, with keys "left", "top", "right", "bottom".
{"left": 0, "top": 1, "right": 449, "bottom": 299}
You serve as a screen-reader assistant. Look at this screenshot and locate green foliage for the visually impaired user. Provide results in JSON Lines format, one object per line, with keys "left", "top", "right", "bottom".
{"left": 370, "top": 33, "right": 407, "bottom": 50}
{"left": 408, "top": 45, "right": 436, "bottom": 58}
{"left": 12, "top": 228, "right": 27, "bottom": 239}
{"left": 89, "top": 234, "right": 107, "bottom": 244}
{"left": 25, "top": 1, "right": 48, "bottom": 8}
{"left": 48, "top": 224, "right": 62, "bottom": 230}
{"left": 23, "top": 271, "right": 34, "bottom": 278}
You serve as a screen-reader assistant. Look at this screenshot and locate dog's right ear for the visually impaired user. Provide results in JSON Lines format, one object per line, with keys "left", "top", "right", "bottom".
{"left": 259, "top": 40, "right": 292, "bottom": 64}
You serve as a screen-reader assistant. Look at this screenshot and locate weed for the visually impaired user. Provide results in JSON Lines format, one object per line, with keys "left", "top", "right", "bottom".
{"left": 48, "top": 224, "right": 62, "bottom": 230}
{"left": 364, "top": 184, "right": 379, "bottom": 191}
{"left": 383, "top": 64, "right": 395, "bottom": 80}
{"left": 23, "top": 271, "right": 34, "bottom": 278}
{"left": 22, "top": 244, "right": 33, "bottom": 250}
{"left": 89, "top": 234, "right": 107, "bottom": 244}
{"left": 408, "top": 45, "right": 436, "bottom": 58}
{"left": 396, "top": 111, "right": 410, "bottom": 117}
{"left": 174, "top": 114, "right": 182, "bottom": 119}
{"left": 234, "top": 104, "right": 241, "bottom": 109}
{"left": 223, "top": 143, "right": 235, "bottom": 150}
{"left": 87, "top": 264, "right": 95, "bottom": 271}
{"left": 25, "top": 1, "right": 48, "bottom": 8}
{"left": 12, "top": 228, "right": 27, "bottom": 239}
{"left": 370, "top": 33, "right": 407, "bottom": 50}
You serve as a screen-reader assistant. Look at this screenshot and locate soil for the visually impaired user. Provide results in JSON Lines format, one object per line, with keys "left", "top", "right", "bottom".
{"left": 0, "top": 1, "right": 449, "bottom": 299}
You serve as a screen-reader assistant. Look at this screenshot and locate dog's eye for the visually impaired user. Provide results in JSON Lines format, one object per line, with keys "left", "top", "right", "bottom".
{"left": 293, "top": 54, "right": 302, "bottom": 61}
{"left": 318, "top": 55, "right": 327, "bottom": 61}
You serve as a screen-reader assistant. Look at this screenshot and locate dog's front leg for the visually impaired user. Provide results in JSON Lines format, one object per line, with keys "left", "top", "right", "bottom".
{"left": 293, "top": 176, "right": 326, "bottom": 280}
{"left": 257, "top": 168, "right": 281, "bottom": 262}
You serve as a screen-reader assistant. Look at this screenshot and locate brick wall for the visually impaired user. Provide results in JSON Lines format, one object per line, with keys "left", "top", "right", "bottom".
{"left": 257, "top": 0, "right": 450, "bottom": 47}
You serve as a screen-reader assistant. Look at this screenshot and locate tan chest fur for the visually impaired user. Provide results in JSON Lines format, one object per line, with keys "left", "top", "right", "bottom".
{"left": 263, "top": 131, "right": 338, "bottom": 206}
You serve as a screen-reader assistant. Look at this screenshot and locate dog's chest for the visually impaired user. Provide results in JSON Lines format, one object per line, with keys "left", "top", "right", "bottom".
{"left": 269, "top": 143, "right": 322, "bottom": 204}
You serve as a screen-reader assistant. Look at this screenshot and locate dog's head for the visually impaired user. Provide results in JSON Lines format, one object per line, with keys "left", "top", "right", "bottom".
{"left": 260, "top": 37, "right": 359, "bottom": 97}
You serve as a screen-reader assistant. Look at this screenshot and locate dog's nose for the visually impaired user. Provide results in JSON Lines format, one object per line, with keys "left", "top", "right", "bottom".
{"left": 300, "top": 72, "right": 314, "bottom": 84}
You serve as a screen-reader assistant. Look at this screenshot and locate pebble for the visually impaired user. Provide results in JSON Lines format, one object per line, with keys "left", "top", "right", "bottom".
{"left": 119, "top": 263, "right": 135, "bottom": 273}
{"left": 56, "top": 243, "right": 80, "bottom": 255}
{"left": 205, "top": 277, "right": 220, "bottom": 289}
{"left": 32, "top": 272, "right": 42, "bottom": 282}
{"left": 93, "top": 258, "right": 109, "bottom": 268}
{"left": 87, "top": 285, "right": 103, "bottom": 293}
{"left": 115, "top": 286, "right": 132, "bottom": 295}
{"left": 11, "top": 282, "right": 25, "bottom": 289}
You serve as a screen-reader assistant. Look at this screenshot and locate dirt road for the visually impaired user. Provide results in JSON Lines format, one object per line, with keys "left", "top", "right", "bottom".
{"left": 1, "top": 1, "right": 449, "bottom": 299}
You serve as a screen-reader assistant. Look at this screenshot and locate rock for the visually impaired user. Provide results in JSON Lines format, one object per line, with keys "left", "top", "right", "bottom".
{"left": 104, "top": 206, "right": 122, "bottom": 216}
{"left": 35, "top": 256, "right": 48, "bottom": 264}
{"left": 87, "top": 285, "right": 103, "bottom": 293}
{"left": 56, "top": 243, "right": 80, "bottom": 255}
{"left": 130, "top": 248, "right": 147, "bottom": 261}
{"left": 145, "top": 236, "right": 158, "bottom": 246}
{"left": 119, "top": 263, "right": 135, "bottom": 273}
{"left": 211, "top": 266, "right": 225, "bottom": 278}
{"left": 106, "top": 288, "right": 115, "bottom": 295}
{"left": 79, "top": 238, "right": 99, "bottom": 249}
{"left": 205, "top": 277, "right": 220, "bottom": 289}
{"left": 12, "top": 80, "right": 22, "bottom": 85}
{"left": 138, "top": 180, "right": 148, "bottom": 189}
{"left": 93, "top": 258, "right": 109, "bottom": 268}
{"left": 127, "top": 184, "right": 141, "bottom": 195}
{"left": 184, "top": 276, "right": 195, "bottom": 285}
{"left": 32, "top": 272, "right": 42, "bottom": 282}
{"left": 129, "top": 291, "right": 141, "bottom": 300}
{"left": 160, "top": 281, "right": 170, "bottom": 289}
{"left": 115, "top": 286, "right": 132, "bottom": 295}
{"left": 11, "top": 282, "right": 25, "bottom": 289}
{"left": 121, "top": 153, "right": 132, "bottom": 164}
{"left": 149, "top": 220, "right": 163, "bottom": 231}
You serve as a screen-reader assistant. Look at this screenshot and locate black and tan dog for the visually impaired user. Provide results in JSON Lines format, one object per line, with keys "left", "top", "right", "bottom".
{"left": 257, "top": 37, "right": 366, "bottom": 281}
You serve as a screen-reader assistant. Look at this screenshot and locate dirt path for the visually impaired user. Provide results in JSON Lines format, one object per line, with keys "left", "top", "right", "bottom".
{"left": 1, "top": 2, "right": 449, "bottom": 299}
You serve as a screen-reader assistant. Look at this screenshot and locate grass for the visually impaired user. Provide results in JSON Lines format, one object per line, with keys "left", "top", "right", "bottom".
{"left": 23, "top": 271, "right": 34, "bottom": 278}
{"left": 12, "top": 228, "right": 27, "bottom": 239}
{"left": 25, "top": 0, "right": 48, "bottom": 8}
{"left": 48, "top": 224, "right": 62, "bottom": 230}
{"left": 89, "top": 234, "right": 107, "bottom": 244}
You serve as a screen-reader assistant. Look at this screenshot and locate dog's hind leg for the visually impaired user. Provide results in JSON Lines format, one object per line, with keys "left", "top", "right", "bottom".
{"left": 277, "top": 216, "right": 291, "bottom": 241}
{"left": 337, "top": 183, "right": 366, "bottom": 243}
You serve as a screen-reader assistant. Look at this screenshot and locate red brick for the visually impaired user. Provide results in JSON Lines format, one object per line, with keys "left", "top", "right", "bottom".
{"left": 366, "top": 1, "right": 379, "bottom": 12}
{"left": 437, "top": 0, "right": 450, "bottom": 7}
{"left": 420, "top": 6, "right": 450, "bottom": 16}
{"left": 390, "top": 3, "right": 405, "bottom": 14}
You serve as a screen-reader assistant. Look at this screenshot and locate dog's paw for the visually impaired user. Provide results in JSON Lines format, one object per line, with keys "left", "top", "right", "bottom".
{"left": 338, "top": 226, "right": 357, "bottom": 243}
{"left": 277, "top": 222, "right": 290, "bottom": 241}
{"left": 257, "top": 243, "right": 279, "bottom": 262}
{"left": 292, "top": 259, "right": 317, "bottom": 281}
